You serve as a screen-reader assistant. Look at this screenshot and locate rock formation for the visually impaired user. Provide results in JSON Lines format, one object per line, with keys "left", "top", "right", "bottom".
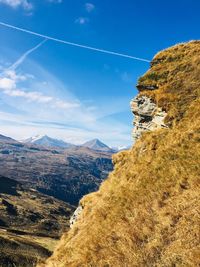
{"left": 69, "top": 205, "right": 83, "bottom": 228}
{"left": 130, "top": 95, "right": 168, "bottom": 141}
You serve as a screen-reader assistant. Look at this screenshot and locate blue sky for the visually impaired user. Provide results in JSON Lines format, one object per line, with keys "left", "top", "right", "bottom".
{"left": 0, "top": 0, "right": 199, "bottom": 146}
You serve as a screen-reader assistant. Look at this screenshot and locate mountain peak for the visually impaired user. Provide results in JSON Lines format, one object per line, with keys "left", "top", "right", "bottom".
{"left": 22, "top": 135, "right": 73, "bottom": 149}
{"left": 82, "top": 138, "right": 114, "bottom": 152}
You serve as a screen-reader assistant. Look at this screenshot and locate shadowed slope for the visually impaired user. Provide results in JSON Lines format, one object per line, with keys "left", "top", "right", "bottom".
{"left": 40, "top": 41, "right": 200, "bottom": 267}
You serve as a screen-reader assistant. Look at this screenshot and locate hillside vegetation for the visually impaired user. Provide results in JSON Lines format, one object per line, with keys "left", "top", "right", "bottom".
{"left": 0, "top": 175, "right": 74, "bottom": 267}
{"left": 40, "top": 41, "right": 200, "bottom": 267}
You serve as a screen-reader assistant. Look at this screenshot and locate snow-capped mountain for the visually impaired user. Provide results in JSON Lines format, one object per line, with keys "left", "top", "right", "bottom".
{"left": 82, "top": 139, "right": 114, "bottom": 152}
{"left": 22, "top": 135, "right": 74, "bottom": 149}
{"left": 21, "top": 135, "right": 126, "bottom": 153}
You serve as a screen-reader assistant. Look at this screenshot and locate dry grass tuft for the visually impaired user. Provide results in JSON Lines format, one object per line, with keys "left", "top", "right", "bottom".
{"left": 40, "top": 41, "right": 200, "bottom": 267}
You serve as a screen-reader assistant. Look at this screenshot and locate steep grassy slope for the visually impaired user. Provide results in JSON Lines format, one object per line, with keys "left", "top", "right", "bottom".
{"left": 40, "top": 41, "right": 200, "bottom": 267}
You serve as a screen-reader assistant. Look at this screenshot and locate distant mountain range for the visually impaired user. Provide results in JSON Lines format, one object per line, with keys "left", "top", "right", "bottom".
{"left": 0, "top": 133, "right": 114, "bottom": 205}
{"left": 21, "top": 135, "right": 127, "bottom": 153}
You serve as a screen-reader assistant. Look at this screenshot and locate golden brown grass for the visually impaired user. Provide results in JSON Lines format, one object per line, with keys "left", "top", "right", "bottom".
{"left": 40, "top": 41, "right": 200, "bottom": 267}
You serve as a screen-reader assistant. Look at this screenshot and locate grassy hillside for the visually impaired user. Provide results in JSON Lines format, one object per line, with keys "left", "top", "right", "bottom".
{"left": 40, "top": 41, "right": 200, "bottom": 267}
{"left": 0, "top": 175, "right": 75, "bottom": 266}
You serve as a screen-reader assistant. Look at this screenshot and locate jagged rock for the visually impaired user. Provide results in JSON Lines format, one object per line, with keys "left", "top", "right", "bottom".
{"left": 136, "top": 84, "right": 158, "bottom": 91}
{"left": 70, "top": 205, "right": 83, "bottom": 228}
{"left": 130, "top": 95, "right": 168, "bottom": 141}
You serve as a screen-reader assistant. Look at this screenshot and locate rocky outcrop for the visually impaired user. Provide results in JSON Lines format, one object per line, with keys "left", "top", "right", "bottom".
{"left": 136, "top": 84, "right": 158, "bottom": 91}
{"left": 69, "top": 205, "right": 83, "bottom": 228}
{"left": 130, "top": 95, "right": 168, "bottom": 141}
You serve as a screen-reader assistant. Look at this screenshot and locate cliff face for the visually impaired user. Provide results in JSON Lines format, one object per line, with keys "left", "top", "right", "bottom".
{"left": 40, "top": 41, "right": 200, "bottom": 267}
{"left": 130, "top": 95, "right": 168, "bottom": 141}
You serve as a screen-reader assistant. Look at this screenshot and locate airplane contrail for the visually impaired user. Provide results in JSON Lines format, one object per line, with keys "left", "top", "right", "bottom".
{"left": 8, "top": 39, "right": 47, "bottom": 71}
{"left": 0, "top": 21, "right": 151, "bottom": 63}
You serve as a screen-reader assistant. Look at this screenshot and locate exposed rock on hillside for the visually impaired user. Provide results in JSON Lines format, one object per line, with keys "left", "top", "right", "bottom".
{"left": 39, "top": 41, "right": 200, "bottom": 267}
{"left": 69, "top": 205, "right": 83, "bottom": 228}
{"left": 130, "top": 95, "right": 168, "bottom": 141}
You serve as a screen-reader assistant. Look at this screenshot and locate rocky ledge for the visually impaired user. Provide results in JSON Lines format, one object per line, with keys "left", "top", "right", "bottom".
{"left": 136, "top": 84, "right": 158, "bottom": 91}
{"left": 130, "top": 95, "right": 168, "bottom": 141}
{"left": 69, "top": 205, "right": 83, "bottom": 228}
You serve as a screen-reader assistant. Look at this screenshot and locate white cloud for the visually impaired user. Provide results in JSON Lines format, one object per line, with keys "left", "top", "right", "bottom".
{"left": 85, "top": 3, "right": 95, "bottom": 13}
{"left": 5, "top": 89, "right": 54, "bottom": 103}
{"left": 0, "top": 69, "right": 80, "bottom": 109}
{"left": 5, "top": 70, "right": 27, "bottom": 81}
{"left": 0, "top": 0, "right": 33, "bottom": 10}
{"left": 75, "top": 17, "right": 89, "bottom": 25}
{"left": 47, "top": 0, "right": 62, "bottom": 3}
{"left": 0, "top": 77, "right": 16, "bottom": 90}
{"left": 53, "top": 99, "right": 80, "bottom": 109}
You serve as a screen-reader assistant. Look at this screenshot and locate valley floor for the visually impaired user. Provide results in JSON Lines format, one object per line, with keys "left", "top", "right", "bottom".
{"left": 0, "top": 228, "right": 59, "bottom": 267}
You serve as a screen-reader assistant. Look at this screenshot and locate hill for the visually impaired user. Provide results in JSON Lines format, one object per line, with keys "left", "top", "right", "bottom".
{"left": 41, "top": 41, "right": 200, "bottom": 266}
{"left": 0, "top": 134, "right": 17, "bottom": 143}
{"left": 0, "top": 175, "right": 75, "bottom": 267}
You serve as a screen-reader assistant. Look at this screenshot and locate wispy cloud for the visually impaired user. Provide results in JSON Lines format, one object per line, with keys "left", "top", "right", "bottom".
{"left": 0, "top": 70, "right": 80, "bottom": 108}
{"left": 75, "top": 17, "right": 89, "bottom": 25}
{"left": 0, "top": 77, "right": 16, "bottom": 90}
{"left": 0, "top": 0, "right": 33, "bottom": 10}
{"left": 85, "top": 3, "right": 95, "bottom": 13}
{"left": 0, "top": 41, "right": 80, "bottom": 109}
{"left": 0, "top": 0, "right": 63, "bottom": 12}
{"left": 7, "top": 39, "right": 47, "bottom": 71}
{"left": 75, "top": 3, "right": 95, "bottom": 26}
{"left": 47, "top": 0, "right": 62, "bottom": 3}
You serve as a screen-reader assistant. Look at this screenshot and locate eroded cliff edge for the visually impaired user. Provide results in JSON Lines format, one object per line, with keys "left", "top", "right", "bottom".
{"left": 39, "top": 41, "right": 200, "bottom": 267}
